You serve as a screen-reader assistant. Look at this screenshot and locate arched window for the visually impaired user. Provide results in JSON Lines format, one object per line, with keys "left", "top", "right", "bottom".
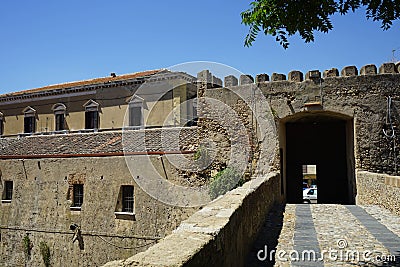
{"left": 83, "top": 100, "right": 99, "bottom": 130}
{"left": 52, "top": 103, "right": 67, "bottom": 131}
{"left": 128, "top": 95, "right": 144, "bottom": 128}
{"left": 22, "top": 106, "right": 36, "bottom": 133}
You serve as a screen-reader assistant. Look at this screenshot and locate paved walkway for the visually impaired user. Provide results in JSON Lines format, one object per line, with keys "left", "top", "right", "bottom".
{"left": 246, "top": 204, "right": 400, "bottom": 267}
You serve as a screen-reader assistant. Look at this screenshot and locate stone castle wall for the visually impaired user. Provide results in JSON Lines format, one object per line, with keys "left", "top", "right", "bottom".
{"left": 198, "top": 62, "right": 400, "bottom": 177}
{"left": 0, "top": 127, "right": 200, "bottom": 267}
{"left": 0, "top": 156, "right": 197, "bottom": 267}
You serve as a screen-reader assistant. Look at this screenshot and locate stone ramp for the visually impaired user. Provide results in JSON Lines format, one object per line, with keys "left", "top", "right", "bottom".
{"left": 246, "top": 204, "right": 400, "bottom": 267}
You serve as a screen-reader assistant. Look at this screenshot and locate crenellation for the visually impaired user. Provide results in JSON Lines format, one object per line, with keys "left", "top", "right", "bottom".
{"left": 323, "top": 68, "right": 339, "bottom": 78}
{"left": 360, "top": 64, "right": 377, "bottom": 75}
{"left": 197, "top": 70, "right": 212, "bottom": 83}
{"left": 341, "top": 66, "right": 358, "bottom": 76}
{"left": 305, "top": 70, "right": 321, "bottom": 80}
{"left": 224, "top": 75, "right": 238, "bottom": 87}
{"left": 379, "top": 63, "right": 398, "bottom": 74}
{"left": 239, "top": 74, "right": 254, "bottom": 85}
{"left": 212, "top": 75, "right": 223, "bottom": 87}
{"left": 255, "top": 73, "right": 269, "bottom": 83}
{"left": 288, "top": 70, "right": 303, "bottom": 82}
{"left": 271, "top": 73, "right": 286, "bottom": 81}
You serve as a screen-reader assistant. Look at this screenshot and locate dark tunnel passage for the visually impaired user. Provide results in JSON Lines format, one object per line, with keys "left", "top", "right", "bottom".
{"left": 283, "top": 112, "right": 356, "bottom": 204}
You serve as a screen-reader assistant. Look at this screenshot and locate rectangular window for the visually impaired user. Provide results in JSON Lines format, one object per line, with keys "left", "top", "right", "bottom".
{"left": 72, "top": 184, "right": 84, "bottom": 207}
{"left": 85, "top": 111, "right": 99, "bottom": 129}
{"left": 129, "top": 106, "right": 142, "bottom": 127}
{"left": 122, "top": 186, "right": 134, "bottom": 213}
{"left": 24, "top": 117, "right": 36, "bottom": 133}
{"left": 55, "top": 114, "right": 65, "bottom": 131}
{"left": 3, "top": 181, "right": 13, "bottom": 201}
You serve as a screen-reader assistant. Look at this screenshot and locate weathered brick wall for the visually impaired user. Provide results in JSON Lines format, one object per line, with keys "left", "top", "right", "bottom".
{"left": 103, "top": 172, "right": 282, "bottom": 267}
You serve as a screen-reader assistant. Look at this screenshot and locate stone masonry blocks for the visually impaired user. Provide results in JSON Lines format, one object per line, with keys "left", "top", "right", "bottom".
{"left": 360, "top": 64, "right": 377, "bottom": 75}
{"left": 212, "top": 76, "right": 222, "bottom": 87}
{"left": 240, "top": 74, "right": 254, "bottom": 85}
{"left": 271, "top": 73, "right": 286, "bottom": 81}
{"left": 305, "top": 70, "right": 321, "bottom": 80}
{"left": 224, "top": 75, "right": 238, "bottom": 87}
{"left": 396, "top": 62, "right": 400, "bottom": 73}
{"left": 197, "top": 70, "right": 212, "bottom": 83}
{"left": 288, "top": 71, "right": 303, "bottom": 82}
{"left": 323, "top": 68, "right": 339, "bottom": 78}
{"left": 379, "top": 63, "right": 398, "bottom": 74}
{"left": 341, "top": 66, "right": 358, "bottom": 76}
{"left": 256, "top": 74, "right": 269, "bottom": 83}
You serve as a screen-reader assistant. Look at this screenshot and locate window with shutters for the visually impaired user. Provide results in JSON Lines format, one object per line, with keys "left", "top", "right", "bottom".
{"left": 83, "top": 100, "right": 100, "bottom": 130}
{"left": 52, "top": 103, "right": 67, "bottom": 131}
{"left": 128, "top": 95, "right": 144, "bottom": 129}
{"left": 22, "top": 106, "right": 36, "bottom": 134}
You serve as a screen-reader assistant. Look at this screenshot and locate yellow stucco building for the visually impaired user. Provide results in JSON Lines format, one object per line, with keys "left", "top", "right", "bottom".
{"left": 0, "top": 69, "right": 197, "bottom": 136}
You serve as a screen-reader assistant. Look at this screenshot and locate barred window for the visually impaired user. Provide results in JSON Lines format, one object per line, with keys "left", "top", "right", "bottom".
{"left": 72, "top": 184, "right": 84, "bottom": 207}
{"left": 122, "top": 186, "right": 134, "bottom": 213}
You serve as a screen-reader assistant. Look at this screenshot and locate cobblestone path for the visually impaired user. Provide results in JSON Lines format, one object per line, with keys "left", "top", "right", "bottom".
{"left": 246, "top": 204, "right": 400, "bottom": 267}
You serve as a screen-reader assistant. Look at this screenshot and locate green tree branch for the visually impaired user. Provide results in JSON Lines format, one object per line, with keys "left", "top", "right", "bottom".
{"left": 241, "top": 0, "right": 400, "bottom": 48}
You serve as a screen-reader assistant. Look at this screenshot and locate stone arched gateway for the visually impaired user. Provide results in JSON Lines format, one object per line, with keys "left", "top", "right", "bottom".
{"left": 279, "top": 111, "right": 356, "bottom": 204}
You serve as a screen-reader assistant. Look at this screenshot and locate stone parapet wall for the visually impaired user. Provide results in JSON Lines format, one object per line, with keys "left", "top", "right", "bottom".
{"left": 103, "top": 172, "right": 282, "bottom": 267}
{"left": 356, "top": 170, "right": 400, "bottom": 216}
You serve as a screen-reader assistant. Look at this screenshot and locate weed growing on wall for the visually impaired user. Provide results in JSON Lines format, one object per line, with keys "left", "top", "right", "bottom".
{"left": 22, "top": 234, "right": 33, "bottom": 259}
{"left": 39, "top": 241, "right": 51, "bottom": 267}
{"left": 208, "top": 167, "right": 245, "bottom": 199}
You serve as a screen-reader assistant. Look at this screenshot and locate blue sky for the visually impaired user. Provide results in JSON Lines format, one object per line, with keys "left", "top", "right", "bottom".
{"left": 0, "top": 1, "right": 399, "bottom": 94}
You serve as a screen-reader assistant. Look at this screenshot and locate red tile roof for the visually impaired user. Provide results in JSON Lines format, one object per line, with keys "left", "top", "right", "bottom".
{"left": 1, "top": 69, "right": 162, "bottom": 97}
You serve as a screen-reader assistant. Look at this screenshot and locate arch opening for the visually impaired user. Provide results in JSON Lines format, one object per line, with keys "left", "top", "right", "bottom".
{"left": 280, "top": 111, "right": 356, "bottom": 204}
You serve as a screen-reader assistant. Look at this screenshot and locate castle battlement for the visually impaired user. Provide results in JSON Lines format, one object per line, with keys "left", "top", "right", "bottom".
{"left": 197, "top": 62, "right": 400, "bottom": 88}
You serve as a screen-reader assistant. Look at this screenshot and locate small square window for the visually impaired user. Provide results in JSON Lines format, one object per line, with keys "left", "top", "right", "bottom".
{"left": 2, "top": 181, "right": 13, "bottom": 201}
{"left": 72, "top": 184, "right": 84, "bottom": 208}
